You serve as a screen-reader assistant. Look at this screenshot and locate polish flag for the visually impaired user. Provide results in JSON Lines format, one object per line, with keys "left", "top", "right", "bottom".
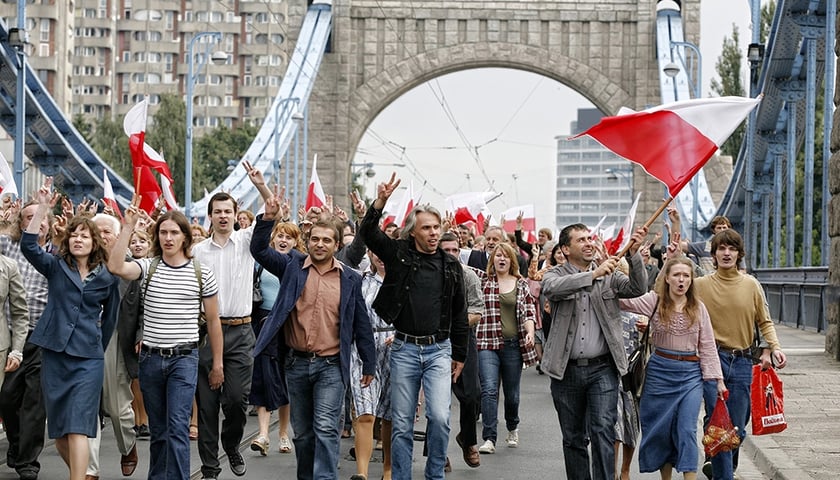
{"left": 445, "top": 191, "right": 495, "bottom": 234}
{"left": 124, "top": 98, "right": 174, "bottom": 182}
{"left": 0, "top": 152, "right": 19, "bottom": 198}
{"left": 573, "top": 96, "right": 761, "bottom": 197}
{"left": 134, "top": 166, "right": 162, "bottom": 214}
{"left": 101, "top": 170, "right": 123, "bottom": 219}
{"left": 605, "top": 192, "right": 641, "bottom": 255}
{"left": 501, "top": 204, "right": 537, "bottom": 243}
{"left": 305, "top": 154, "right": 326, "bottom": 210}
{"left": 382, "top": 182, "right": 417, "bottom": 228}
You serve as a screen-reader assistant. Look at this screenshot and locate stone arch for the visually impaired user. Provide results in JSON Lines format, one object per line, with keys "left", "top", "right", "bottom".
{"left": 345, "top": 42, "right": 632, "bottom": 158}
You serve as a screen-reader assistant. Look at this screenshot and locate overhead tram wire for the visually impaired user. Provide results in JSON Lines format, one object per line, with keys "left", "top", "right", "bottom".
{"left": 493, "top": 77, "right": 543, "bottom": 139}
{"left": 366, "top": 129, "right": 446, "bottom": 197}
{"left": 372, "top": 0, "right": 497, "bottom": 191}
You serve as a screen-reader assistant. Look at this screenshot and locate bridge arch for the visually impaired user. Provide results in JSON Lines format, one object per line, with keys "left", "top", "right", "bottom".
{"left": 344, "top": 43, "right": 631, "bottom": 157}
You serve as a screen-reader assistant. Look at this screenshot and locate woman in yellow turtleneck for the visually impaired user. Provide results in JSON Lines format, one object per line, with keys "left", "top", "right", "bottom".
{"left": 693, "top": 229, "right": 787, "bottom": 480}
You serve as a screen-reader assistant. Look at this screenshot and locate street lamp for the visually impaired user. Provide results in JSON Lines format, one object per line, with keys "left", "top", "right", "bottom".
{"left": 604, "top": 167, "right": 633, "bottom": 194}
{"left": 8, "top": 0, "right": 29, "bottom": 195}
{"left": 664, "top": 40, "right": 703, "bottom": 241}
{"left": 184, "top": 31, "right": 226, "bottom": 219}
{"left": 349, "top": 162, "right": 406, "bottom": 196}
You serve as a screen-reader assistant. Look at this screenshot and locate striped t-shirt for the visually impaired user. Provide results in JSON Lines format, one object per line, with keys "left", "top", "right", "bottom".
{"left": 136, "top": 257, "right": 218, "bottom": 347}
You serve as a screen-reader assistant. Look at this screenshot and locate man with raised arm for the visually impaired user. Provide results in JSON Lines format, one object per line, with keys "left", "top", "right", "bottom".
{"left": 107, "top": 199, "right": 224, "bottom": 480}
{"left": 245, "top": 164, "right": 376, "bottom": 480}
{"left": 359, "top": 173, "right": 469, "bottom": 480}
{"left": 540, "top": 223, "right": 648, "bottom": 480}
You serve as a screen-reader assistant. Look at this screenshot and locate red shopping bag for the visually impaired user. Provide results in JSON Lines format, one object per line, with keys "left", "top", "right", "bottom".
{"left": 703, "top": 395, "right": 741, "bottom": 457}
{"left": 751, "top": 364, "right": 787, "bottom": 435}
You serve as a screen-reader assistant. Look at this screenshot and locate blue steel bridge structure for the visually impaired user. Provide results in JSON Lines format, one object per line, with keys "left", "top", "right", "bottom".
{"left": 0, "top": 0, "right": 833, "bottom": 333}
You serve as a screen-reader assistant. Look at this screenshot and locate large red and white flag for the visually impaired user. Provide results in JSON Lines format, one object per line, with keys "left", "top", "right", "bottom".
{"left": 124, "top": 98, "right": 174, "bottom": 182}
{"left": 305, "top": 154, "right": 326, "bottom": 210}
{"left": 573, "top": 96, "right": 761, "bottom": 197}
{"left": 0, "top": 152, "right": 19, "bottom": 198}
{"left": 382, "top": 182, "right": 418, "bottom": 228}
{"left": 501, "top": 204, "right": 537, "bottom": 243}
{"left": 101, "top": 170, "right": 123, "bottom": 219}
{"left": 445, "top": 191, "right": 495, "bottom": 234}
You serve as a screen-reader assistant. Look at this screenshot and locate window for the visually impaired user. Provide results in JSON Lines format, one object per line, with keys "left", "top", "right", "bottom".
{"left": 165, "top": 11, "right": 174, "bottom": 29}
{"left": 255, "top": 12, "right": 269, "bottom": 23}
{"left": 99, "top": 0, "right": 107, "bottom": 18}
{"left": 243, "top": 75, "right": 251, "bottom": 86}
{"left": 244, "top": 57, "right": 252, "bottom": 74}
{"left": 224, "top": 95, "right": 233, "bottom": 106}
{"left": 123, "top": 51, "right": 131, "bottom": 62}
{"left": 134, "top": 52, "right": 145, "bottom": 62}
{"left": 164, "top": 53, "right": 174, "bottom": 72}
{"left": 39, "top": 20, "right": 50, "bottom": 42}
{"left": 147, "top": 52, "right": 161, "bottom": 63}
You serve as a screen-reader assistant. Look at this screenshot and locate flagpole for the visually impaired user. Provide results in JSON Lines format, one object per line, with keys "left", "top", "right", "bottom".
{"left": 614, "top": 198, "right": 673, "bottom": 258}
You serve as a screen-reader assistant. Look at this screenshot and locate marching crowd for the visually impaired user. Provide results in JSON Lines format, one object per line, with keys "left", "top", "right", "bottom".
{"left": 0, "top": 168, "right": 787, "bottom": 480}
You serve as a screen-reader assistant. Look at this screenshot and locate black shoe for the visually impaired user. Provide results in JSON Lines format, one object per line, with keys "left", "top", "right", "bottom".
{"left": 227, "top": 451, "right": 247, "bottom": 477}
{"left": 137, "top": 424, "right": 150, "bottom": 438}
{"left": 17, "top": 469, "right": 38, "bottom": 480}
{"left": 702, "top": 460, "right": 713, "bottom": 479}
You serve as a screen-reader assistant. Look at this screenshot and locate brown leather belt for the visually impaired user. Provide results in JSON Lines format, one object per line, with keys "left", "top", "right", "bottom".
{"left": 220, "top": 316, "right": 251, "bottom": 326}
{"left": 655, "top": 350, "right": 700, "bottom": 362}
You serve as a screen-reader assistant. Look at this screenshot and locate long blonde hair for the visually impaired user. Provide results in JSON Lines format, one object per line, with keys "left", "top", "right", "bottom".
{"left": 654, "top": 257, "right": 701, "bottom": 327}
{"left": 487, "top": 242, "right": 521, "bottom": 279}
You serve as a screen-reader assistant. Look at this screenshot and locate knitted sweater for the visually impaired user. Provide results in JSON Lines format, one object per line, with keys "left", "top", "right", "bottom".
{"left": 693, "top": 267, "right": 781, "bottom": 351}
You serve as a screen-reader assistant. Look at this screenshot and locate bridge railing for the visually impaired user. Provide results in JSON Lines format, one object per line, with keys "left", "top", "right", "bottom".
{"left": 754, "top": 267, "right": 829, "bottom": 333}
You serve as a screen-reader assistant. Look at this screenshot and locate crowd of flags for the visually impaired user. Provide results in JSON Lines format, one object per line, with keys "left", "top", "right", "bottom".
{"left": 0, "top": 95, "right": 760, "bottom": 241}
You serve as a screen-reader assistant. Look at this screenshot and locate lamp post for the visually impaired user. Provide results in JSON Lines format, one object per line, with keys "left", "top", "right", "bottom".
{"left": 184, "top": 31, "right": 225, "bottom": 219}
{"left": 604, "top": 167, "right": 633, "bottom": 197}
{"left": 663, "top": 40, "right": 703, "bottom": 242}
{"left": 271, "top": 97, "right": 301, "bottom": 189}
{"left": 9, "top": 0, "right": 27, "bottom": 195}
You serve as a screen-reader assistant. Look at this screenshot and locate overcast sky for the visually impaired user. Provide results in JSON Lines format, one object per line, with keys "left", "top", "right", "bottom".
{"left": 353, "top": 0, "right": 754, "bottom": 229}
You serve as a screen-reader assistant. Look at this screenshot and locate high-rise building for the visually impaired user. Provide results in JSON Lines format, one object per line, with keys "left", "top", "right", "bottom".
{"left": 555, "top": 108, "right": 634, "bottom": 231}
{"left": 0, "top": 0, "right": 294, "bottom": 133}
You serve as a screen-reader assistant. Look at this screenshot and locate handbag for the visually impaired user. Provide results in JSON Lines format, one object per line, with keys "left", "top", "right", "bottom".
{"left": 750, "top": 365, "right": 787, "bottom": 435}
{"left": 252, "top": 264, "right": 264, "bottom": 306}
{"left": 620, "top": 303, "right": 657, "bottom": 398}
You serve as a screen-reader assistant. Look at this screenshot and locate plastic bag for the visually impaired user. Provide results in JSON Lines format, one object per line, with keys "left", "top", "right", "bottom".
{"left": 751, "top": 365, "right": 787, "bottom": 435}
{"left": 703, "top": 396, "right": 741, "bottom": 457}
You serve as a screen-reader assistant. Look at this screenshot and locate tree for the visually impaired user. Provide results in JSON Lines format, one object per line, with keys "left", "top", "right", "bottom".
{"left": 73, "top": 114, "right": 93, "bottom": 142}
{"left": 89, "top": 116, "right": 132, "bottom": 181}
{"left": 193, "top": 123, "right": 258, "bottom": 193}
{"left": 145, "top": 93, "right": 187, "bottom": 202}
{"left": 710, "top": 24, "right": 746, "bottom": 159}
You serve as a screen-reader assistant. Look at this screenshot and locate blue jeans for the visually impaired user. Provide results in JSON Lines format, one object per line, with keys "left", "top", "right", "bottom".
{"left": 285, "top": 354, "right": 345, "bottom": 480}
{"left": 478, "top": 338, "right": 523, "bottom": 443}
{"left": 550, "top": 358, "right": 618, "bottom": 480}
{"left": 390, "top": 338, "right": 452, "bottom": 480}
{"left": 703, "top": 351, "right": 752, "bottom": 480}
{"left": 138, "top": 349, "right": 198, "bottom": 480}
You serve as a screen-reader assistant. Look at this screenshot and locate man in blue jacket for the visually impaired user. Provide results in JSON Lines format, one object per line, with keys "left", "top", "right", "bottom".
{"left": 249, "top": 183, "right": 376, "bottom": 480}
{"left": 359, "top": 173, "right": 470, "bottom": 480}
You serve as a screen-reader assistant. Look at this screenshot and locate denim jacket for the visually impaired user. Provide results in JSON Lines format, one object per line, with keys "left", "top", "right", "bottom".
{"left": 358, "top": 206, "right": 469, "bottom": 363}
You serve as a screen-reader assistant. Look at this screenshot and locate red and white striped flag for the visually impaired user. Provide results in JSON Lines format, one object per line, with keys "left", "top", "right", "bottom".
{"left": 501, "top": 204, "right": 537, "bottom": 243}
{"left": 101, "top": 170, "right": 123, "bottom": 219}
{"left": 574, "top": 96, "right": 760, "bottom": 197}
{"left": 0, "top": 152, "right": 18, "bottom": 198}
{"left": 383, "top": 182, "right": 418, "bottom": 228}
{"left": 305, "top": 154, "right": 326, "bottom": 210}
{"left": 445, "top": 191, "right": 495, "bottom": 235}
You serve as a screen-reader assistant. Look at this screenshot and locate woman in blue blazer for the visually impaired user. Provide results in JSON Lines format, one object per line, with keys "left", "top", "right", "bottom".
{"left": 21, "top": 179, "right": 120, "bottom": 480}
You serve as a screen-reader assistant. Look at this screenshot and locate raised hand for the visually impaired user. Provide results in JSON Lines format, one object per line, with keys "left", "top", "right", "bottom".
{"left": 627, "top": 225, "right": 649, "bottom": 255}
{"left": 516, "top": 211, "right": 524, "bottom": 229}
{"left": 34, "top": 177, "right": 56, "bottom": 206}
{"left": 325, "top": 194, "right": 334, "bottom": 215}
{"left": 123, "top": 194, "right": 143, "bottom": 229}
{"left": 61, "top": 196, "right": 74, "bottom": 218}
{"left": 334, "top": 205, "right": 349, "bottom": 223}
{"left": 263, "top": 195, "right": 280, "bottom": 220}
{"left": 374, "top": 173, "right": 401, "bottom": 209}
{"left": 350, "top": 190, "right": 366, "bottom": 218}
{"left": 482, "top": 214, "right": 492, "bottom": 233}
{"left": 243, "top": 160, "right": 266, "bottom": 187}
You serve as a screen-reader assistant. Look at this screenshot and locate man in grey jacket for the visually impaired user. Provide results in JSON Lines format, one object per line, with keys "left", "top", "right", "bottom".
{"left": 540, "top": 223, "right": 647, "bottom": 480}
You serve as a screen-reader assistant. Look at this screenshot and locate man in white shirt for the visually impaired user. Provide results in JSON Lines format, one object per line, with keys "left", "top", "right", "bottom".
{"left": 192, "top": 192, "right": 256, "bottom": 479}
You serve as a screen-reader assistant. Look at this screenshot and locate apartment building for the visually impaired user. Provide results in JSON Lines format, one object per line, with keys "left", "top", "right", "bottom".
{"left": 555, "top": 108, "right": 634, "bottom": 230}
{"left": 0, "top": 0, "right": 295, "bottom": 133}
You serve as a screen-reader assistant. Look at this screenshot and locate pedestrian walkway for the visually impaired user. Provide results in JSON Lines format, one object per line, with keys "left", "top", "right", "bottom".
{"left": 0, "top": 324, "right": 835, "bottom": 479}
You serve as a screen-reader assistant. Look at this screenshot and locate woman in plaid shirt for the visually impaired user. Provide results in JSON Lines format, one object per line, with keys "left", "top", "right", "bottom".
{"left": 475, "top": 242, "right": 538, "bottom": 454}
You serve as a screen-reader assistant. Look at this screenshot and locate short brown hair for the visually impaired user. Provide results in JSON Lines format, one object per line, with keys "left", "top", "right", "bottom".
{"left": 709, "top": 216, "right": 732, "bottom": 230}
{"left": 710, "top": 229, "right": 745, "bottom": 267}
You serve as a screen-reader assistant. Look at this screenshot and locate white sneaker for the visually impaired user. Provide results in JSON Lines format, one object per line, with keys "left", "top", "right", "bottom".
{"left": 478, "top": 439, "right": 495, "bottom": 454}
{"left": 505, "top": 429, "right": 519, "bottom": 448}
